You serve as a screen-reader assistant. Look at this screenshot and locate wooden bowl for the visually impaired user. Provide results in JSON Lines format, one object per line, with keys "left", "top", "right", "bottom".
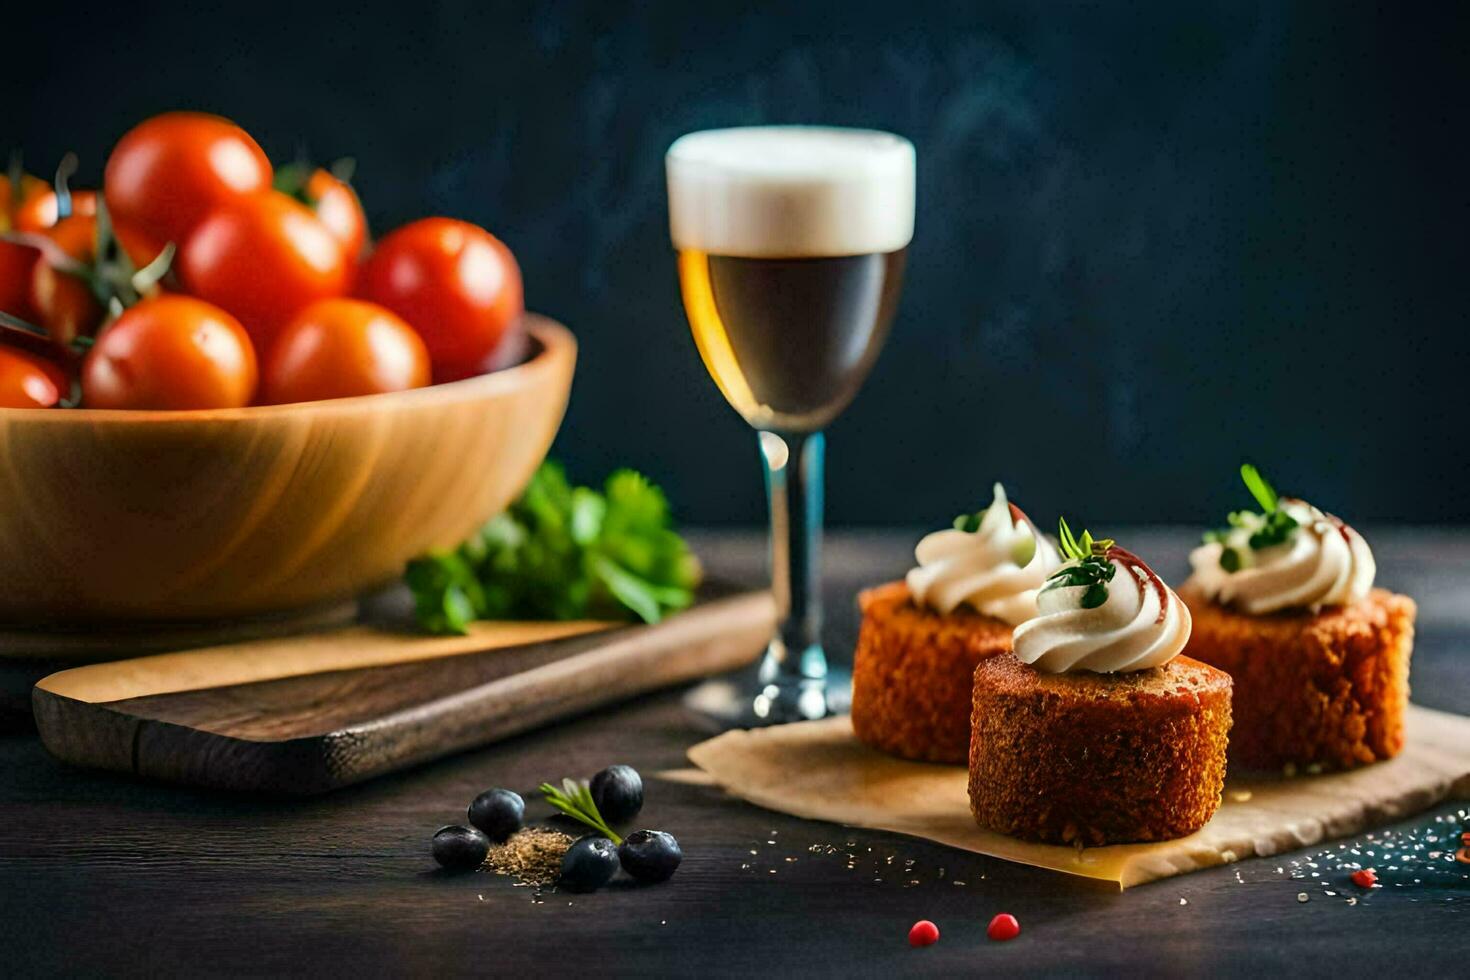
{"left": 0, "top": 315, "right": 575, "bottom": 624}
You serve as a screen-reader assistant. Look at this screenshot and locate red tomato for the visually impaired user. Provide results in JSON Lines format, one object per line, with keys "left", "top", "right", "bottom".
{"left": 82, "top": 295, "right": 257, "bottom": 410}
{"left": 0, "top": 172, "right": 48, "bottom": 229}
{"left": 0, "top": 242, "right": 37, "bottom": 322}
{"left": 178, "top": 190, "right": 350, "bottom": 353}
{"left": 0, "top": 173, "right": 48, "bottom": 320}
{"left": 307, "top": 169, "right": 367, "bottom": 260}
{"left": 357, "top": 217, "right": 523, "bottom": 382}
{"left": 0, "top": 344, "right": 66, "bottom": 408}
{"left": 14, "top": 189, "right": 98, "bottom": 233}
{"left": 262, "top": 298, "right": 429, "bottom": 404}
{"left": 29, "top": 214, "right": 104, "bottom": 345}
{"left": 104, "top": 112, "right": 272, "bottom": 266}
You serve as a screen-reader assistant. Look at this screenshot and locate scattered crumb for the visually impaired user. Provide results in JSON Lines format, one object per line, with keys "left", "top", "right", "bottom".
{"left": 1228, "top": 790, "right": 1253, "bottom": 803}
{"left": 1297, "top": 892, "right": 1310, "bottom": 903}
{"left": 1179, "top": 897, "right": 1188, "bottom": 905}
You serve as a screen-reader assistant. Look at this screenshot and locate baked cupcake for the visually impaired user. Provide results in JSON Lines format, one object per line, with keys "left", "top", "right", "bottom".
{"left": 969, "top": 521, "right": 1232, "bottom": 845}
{"left": 851, "top": 484, "right": 1058, "bottom": 763}
{"left": 1179, "top": 464, "right": 1415, "bottom": 771}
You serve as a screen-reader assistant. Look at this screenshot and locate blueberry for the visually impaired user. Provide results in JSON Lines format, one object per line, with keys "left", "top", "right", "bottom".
{"left": 432, "top": 825, "right": 489, "bottom": 871}
{"left": 467, "top": 788, "right": 524, "bottom": 842}
{"left": 618, "top": 829, "right": 682, "bottom": 883}
{"left": 560, "top": 836, "right": 620, "bottom": 892}
{"left": 590, "top": 764, "right": 643, "bottom": 824}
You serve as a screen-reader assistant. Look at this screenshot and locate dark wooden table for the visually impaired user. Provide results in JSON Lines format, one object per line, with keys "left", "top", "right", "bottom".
{"left": 1, "top": 528, "right": 1465, "bottom": 976}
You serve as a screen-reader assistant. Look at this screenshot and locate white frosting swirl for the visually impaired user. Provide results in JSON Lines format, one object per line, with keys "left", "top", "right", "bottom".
{"left": 905, "top": 484, "right": 1059, "bottom": 626}
{"left": 1187, "top": 498, "right": 1376, "bottom": 614}
{"left": 1012, "top": 550, "right": 1192, "bottom": 673}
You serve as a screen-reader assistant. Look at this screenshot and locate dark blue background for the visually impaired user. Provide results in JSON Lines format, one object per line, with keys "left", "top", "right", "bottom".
{"left": 8, "top": 1, "right": 1466, "bottom": 525}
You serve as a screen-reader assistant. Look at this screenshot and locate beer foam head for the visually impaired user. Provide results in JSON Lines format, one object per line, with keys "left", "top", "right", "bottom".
{"left": 666, "top": 127, "right": 915, "bottom": 258}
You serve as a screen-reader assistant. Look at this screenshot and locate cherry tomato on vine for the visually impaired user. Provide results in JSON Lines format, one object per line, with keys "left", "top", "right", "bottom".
{"left": 0, "top": 344, "right": 68, "bottom": 408}
{"left": 357, "top": 217, "right": 523, "bottom": 382}
{"left": 14, "top": 189, "right": 98, "bottom": 233}
{"left": 0, "top": 243, "right": 37, "bottom": 321}
{"left": 0, "top": 172, "right": 49, "bottom": 320}
{"left": 0, "top": 172, "right": 48, "bottom": 230}
{"left": 29, "top": 213, "right": 103, "bottom": 345}
{"left": 262, "top": 298, "right": 429, "bottom": 405}
{"left": 82, "top": 295, "right": 257, "bottom": 410}
{"left": 104, "top": 112, "right": 272, "bottom": 266}
{"left": 178, "top": 190, "right": 350, "bottom": 353}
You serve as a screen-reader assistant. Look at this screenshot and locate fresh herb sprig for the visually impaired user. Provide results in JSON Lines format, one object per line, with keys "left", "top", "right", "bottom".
{"left": 405, "top": 461, "right": 701, "bottom": 634}
{"left": 952, "top": 511, "right": 985, "bottom": 533}
{"left": 1041, "top": 517, "right": 1117, "bottom": 609}
{"left": 1202, "top": 463, "right": 1299, "bottom": 570}
{"left": 541, "top": 778, "right": 623, "bottom": 845}
{"left": 951, "top": 482, "right": 1006, "bottom": 533}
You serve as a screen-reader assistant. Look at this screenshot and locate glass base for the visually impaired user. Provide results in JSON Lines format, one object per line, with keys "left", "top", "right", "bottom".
{"left": 683, "top": 660, "right": 851, "bottom": 732}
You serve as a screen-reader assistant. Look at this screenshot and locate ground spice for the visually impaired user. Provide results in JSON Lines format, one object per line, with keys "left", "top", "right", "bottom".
{"left": 485, "top": 827, "right": 574, "bottom": 887}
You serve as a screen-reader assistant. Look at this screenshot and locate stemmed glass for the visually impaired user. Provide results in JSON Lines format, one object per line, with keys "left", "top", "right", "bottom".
{"left": 666, "top": 127, "right": 914, "bottom": 726}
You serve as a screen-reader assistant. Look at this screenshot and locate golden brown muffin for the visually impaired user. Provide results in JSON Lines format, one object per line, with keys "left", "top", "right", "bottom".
{"left": 1178, "top": 584, "right": 1415, "bottom": 771}
{"left": 851, "top": 581, "right": 1012, "bottom": 763}
{"left": 968, "top": 652, "right": 1232, "bottom": 845}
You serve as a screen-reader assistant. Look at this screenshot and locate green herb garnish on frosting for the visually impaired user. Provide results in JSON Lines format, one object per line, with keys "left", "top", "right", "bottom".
{"left": 1202, "top": 463, "right": 1300, "bottom": 571}
{"left": 1041, "top": 517, "right": 1117, "bottom": 609}
{"left": 950, "top": 483, "right": 1037, "bottom": 567}
{"left": 952, "top": 508, "right": 986, "bottom": 533}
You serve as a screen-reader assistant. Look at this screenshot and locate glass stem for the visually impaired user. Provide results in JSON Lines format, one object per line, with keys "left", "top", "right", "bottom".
{"left": 758, "top": 430, "right": 826, "bottom": 686}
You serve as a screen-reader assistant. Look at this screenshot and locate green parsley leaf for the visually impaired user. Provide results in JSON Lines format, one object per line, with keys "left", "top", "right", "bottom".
{"left": 405, "top": 461, "right": 701, "bottom": 634}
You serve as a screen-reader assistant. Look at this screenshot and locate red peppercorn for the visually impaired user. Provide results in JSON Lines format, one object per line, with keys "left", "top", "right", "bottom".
{"left": 1350, "top": 868, "right": 1377, "bottom": 888}
{"left": 987, "top": 913, "right": 1021, "bottom": 942}
{"left": 908, "top": 920, "right": 939, "bottom": 947}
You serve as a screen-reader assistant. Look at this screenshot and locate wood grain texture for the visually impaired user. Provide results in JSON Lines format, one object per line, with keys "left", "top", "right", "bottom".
{"left": 0, "top": 316, "right": 575, "bottom": 624}
{"left": 34, "top": 618, "right": 611, "bottom": 702}
{"left": 32, "top": 587, "right": 775, "bottom": 794}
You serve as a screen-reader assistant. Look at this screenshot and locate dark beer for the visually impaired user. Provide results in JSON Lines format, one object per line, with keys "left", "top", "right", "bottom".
{"left": 678, "top": 248, "right": 906, "bottom": 432}
{"left": 665, "top": 125, "right": 915, "bottom": 725}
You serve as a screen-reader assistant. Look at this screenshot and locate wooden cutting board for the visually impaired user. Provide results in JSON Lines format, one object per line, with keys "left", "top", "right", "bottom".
{"left": 32, "top": 585, "right": 773, "bottom": 795}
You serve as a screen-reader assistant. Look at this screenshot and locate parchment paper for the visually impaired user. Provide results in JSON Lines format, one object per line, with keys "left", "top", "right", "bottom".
{"left": 686, "top": 704, "right": 1470, "bottom": 889}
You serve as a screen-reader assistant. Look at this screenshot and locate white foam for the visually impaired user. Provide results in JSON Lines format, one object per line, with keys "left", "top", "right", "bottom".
{"left": 666, "top": 127, "right": 915, "bottom": 258}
